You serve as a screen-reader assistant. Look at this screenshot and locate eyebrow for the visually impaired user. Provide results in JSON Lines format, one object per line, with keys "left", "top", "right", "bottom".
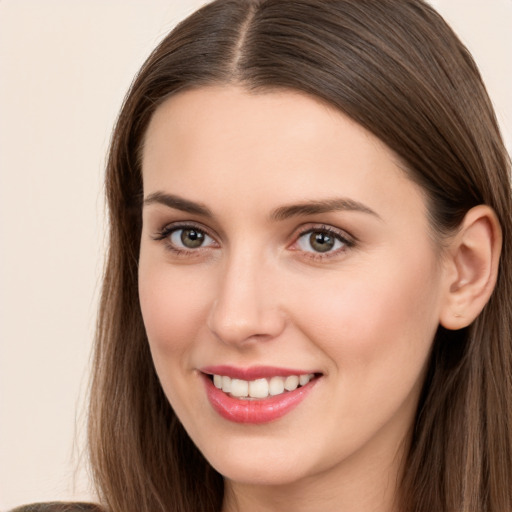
{"left": 269, "top": 198, "right": 381, "bottom": 221}
{"left": 143, "top": 192, "right": 213, "bottom": 217}
{"left": 143, "top": 191, "right": 380, "bottom": 221}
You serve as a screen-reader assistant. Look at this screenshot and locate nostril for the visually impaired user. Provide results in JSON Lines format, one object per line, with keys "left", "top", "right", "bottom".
{"left": 206, "top": 284, "right": 287, "bottom": 346}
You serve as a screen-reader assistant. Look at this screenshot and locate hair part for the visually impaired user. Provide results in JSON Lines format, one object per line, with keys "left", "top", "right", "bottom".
{"left": 89, "top": 1, "right": 512, "bottom": 511}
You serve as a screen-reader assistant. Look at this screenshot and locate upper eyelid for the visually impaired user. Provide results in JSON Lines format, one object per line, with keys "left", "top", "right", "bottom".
{"left": 293, "top": 223, "right": 355, "bottom": 243}
{"left": 154, "top": 221, "right": 217, "bottom": 240}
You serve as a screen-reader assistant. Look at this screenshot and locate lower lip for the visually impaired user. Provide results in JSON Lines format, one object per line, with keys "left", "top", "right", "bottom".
{"left": 202, "top": 374, "right": 318, "bottom": 424}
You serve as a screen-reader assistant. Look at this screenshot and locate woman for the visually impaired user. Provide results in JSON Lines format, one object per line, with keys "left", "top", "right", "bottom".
{"left": 13, "top": 0, "right": 512, "bottom": 511}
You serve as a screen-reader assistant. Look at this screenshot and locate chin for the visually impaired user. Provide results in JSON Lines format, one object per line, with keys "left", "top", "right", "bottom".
{"left": 213, "top": 458, "right": 311, "bottom": 487}
{"left": 197, "top": 435, "right": 319, "bottom": 487}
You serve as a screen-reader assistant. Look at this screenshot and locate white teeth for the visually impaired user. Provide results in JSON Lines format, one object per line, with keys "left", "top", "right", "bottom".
{"left": 269, "top": 376, "right": 285, "bottom": 396}
{"left": 284, "top": 375, "right": 299, "bottom": 391}
{"left": 211, "top": 372, "right": 317, "bottom": 399}
{"left": 213, "top": 374, "right": 223, "bottom": 389}
{"left": 230, "top": 379, "right": 249, "bottom": 398}
{"left": 221, "top": 375, "right": 232, "bottom": 393}
{"left": 249, "top": 378, "right": 269, "bottom": 398}
{"left": 299, "top": 373, "right": 313, "bottom": 386}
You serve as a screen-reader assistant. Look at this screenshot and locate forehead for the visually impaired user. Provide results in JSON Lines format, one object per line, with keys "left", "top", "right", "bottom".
{"left": 143, "top": 85, "right": 384, "bottom": 153}
{"left": 141, "top": 85, "right": 427, "bottom": 227}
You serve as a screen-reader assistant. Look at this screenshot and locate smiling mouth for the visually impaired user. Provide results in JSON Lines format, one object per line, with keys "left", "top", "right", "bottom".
{"left": 201, "top": 367, "right": 321, "bottom": 423}
{"left": 207, "top": 373, "right": 318, "bottom": 400}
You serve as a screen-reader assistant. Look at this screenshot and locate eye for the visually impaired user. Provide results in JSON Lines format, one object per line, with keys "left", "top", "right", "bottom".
{"left": 170, "top": 227, "right": 214, "bottom": 249}
{"left": 295, "top": 227, "right": 352, "bottom": 255}
{"left": 154, "top": 223, "right": 218, "bottom": 254}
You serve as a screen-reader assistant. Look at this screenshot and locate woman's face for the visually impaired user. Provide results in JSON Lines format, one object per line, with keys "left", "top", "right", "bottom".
{"left": 139, "top": 86, "right": 448, "bottom": 491}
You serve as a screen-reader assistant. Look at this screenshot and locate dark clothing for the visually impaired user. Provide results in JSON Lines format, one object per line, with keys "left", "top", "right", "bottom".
{"left": 9, "top": 503, "right": 103, "bottom": 512}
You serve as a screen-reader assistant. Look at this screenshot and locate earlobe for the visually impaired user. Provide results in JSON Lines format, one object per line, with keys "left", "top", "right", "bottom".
{"left": 439, "top": 205, "right": 502, "bottom": 330}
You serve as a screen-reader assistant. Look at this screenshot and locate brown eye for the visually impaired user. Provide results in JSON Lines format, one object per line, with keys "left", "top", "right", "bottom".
{"left": 169, "top": 227, "right": 214, "bottom": 249}
{"left": 296, "top": 228, "right": 347, "bottom": 254}
{"left": 180, "top": 229, "right": 205, "bottom": 248}
{"left": 309, "top": 232, "right": 335, "bottom": 253}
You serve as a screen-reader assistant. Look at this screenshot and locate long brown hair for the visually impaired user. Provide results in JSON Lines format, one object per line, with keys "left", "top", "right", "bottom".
{"left": 88, "top": 1, "right": 512, "bottom": 510}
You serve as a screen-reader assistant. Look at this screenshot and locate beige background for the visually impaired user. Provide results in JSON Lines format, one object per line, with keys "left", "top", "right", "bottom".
{"left": 0, "top": 1, "right": 510, "bottom": 509}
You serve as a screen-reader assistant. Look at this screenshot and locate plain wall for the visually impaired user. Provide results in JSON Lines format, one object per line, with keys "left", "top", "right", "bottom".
{"left": 0, "top": 1, "right": 510, "bottom": 509}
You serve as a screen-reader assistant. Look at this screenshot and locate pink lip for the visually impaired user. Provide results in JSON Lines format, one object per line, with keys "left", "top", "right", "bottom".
{"left": 200, "top": 368, "right": 320, "bottom": 424}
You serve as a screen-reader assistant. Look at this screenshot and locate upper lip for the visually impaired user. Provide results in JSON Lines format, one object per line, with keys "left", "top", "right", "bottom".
{"left": 200, "top": 365, "right": 320, "bottom": 380}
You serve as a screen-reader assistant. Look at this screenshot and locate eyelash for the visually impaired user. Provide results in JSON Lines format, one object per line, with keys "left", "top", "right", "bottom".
{"left": 291, "top": 224, "right": 355, "bottom": 260}
{"left": 153, "top": 222, "right": 218, "bottom": 257}
{"left": 153, "top": 222, "right": 355, "bottom": 260}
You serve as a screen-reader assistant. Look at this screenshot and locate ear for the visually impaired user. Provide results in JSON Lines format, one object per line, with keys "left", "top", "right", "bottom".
{"left": 439, "top": 205, "right": 502, "bottom": 330}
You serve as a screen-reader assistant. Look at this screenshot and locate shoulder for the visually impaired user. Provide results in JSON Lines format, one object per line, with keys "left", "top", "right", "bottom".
{"left": 9, "top": 503, "right": 104, "bottom": 512}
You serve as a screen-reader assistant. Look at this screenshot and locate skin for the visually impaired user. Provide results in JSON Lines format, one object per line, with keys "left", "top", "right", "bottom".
{"left": 138, "top": 86, "right": 497, "bottom": 512}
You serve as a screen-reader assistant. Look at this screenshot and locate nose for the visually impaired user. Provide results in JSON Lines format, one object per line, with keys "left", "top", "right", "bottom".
{"left": 207, "top": 249, "right": 286, "bottom": 347}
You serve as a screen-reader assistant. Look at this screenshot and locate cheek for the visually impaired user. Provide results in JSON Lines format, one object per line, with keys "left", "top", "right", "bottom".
{"left": 138, "top": 260, "right": 216, "bottom": 422}
{"left": 285, "top": 255, "right": 442, "bottom": 450}
{"left": 138, "top": 261, "right": 211, "bottom": 357}
{"left": 291, "top": 251, "right": 441, "bottom": 380}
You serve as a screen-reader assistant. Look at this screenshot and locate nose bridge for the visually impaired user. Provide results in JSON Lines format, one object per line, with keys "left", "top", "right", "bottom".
{"left": 207, "top": 242, "right": 285, "bottom": 345}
